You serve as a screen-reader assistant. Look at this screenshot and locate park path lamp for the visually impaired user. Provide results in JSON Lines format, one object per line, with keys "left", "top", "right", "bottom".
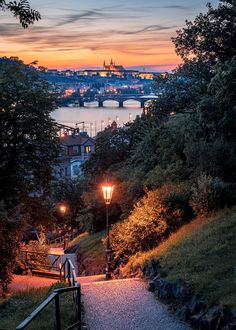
{"left": 59, "top": 204, "right": 67, "bottom": 216}
{"left": 59, "top": 204, "right": 67, "bottom": 250}
{"left": 102, "top": 184, "right": 114, "bottom": 280}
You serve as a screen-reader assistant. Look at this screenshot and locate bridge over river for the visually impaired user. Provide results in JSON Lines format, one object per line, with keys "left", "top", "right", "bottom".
{"left": 74, "top": 94, "right": 158, "bottom": 108}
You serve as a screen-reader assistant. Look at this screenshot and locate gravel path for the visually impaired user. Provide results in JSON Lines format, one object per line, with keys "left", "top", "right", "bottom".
{"left": 81, "top": 278, "right": 190, "bottom": 330}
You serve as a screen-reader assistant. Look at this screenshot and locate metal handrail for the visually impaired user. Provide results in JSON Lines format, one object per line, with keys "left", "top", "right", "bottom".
{"left": 47, "top": 231, "right": 79, "bottom": 247}
{"left": 20, "top": 250, "right": 63, "bottom": 274}
{"left": 16, "top": 259, "right": 81, "bottom": 330}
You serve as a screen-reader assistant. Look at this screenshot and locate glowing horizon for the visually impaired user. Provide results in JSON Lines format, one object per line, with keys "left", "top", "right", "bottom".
{"left": 0, "top": 0, "right": 218, "bottom": 72}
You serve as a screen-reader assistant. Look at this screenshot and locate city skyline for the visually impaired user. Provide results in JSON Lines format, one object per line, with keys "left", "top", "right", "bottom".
{"left": 0, "top": 0, "right": 218, "bottom": 71}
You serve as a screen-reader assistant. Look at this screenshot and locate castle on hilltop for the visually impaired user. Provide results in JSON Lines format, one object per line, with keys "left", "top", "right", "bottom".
{"left": 103, "top": 59, "right": 125, "bottom": 72}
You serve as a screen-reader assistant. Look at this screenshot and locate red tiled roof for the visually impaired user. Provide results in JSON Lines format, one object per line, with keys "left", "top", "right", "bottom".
{"left": 61, "top": 135, "right": 95, "bottom": 146}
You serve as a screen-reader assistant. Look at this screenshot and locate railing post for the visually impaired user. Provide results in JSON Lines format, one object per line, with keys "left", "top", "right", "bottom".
{"left": 55, "top": 294, "right": 61, "bottom": 330}
{"left": 77, "top": 286, "right": 81, "bottom": 330}
{"left": 67, "top": 260, "right": 71, "bottom": 286}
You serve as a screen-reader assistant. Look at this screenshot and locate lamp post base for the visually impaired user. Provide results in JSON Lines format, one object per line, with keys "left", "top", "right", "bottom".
{"left": 105, "top": 272, "right": 111, "bottom": 280}
{"left": 105, "top": 246, "right": 111, "bottom": 280}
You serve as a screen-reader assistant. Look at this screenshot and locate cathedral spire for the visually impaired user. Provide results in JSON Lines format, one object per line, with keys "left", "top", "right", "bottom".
{"left": 103, "top": 60, "right": 106, "bottom": 69}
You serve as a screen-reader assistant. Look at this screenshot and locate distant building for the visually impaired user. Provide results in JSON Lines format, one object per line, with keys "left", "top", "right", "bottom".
{"left": 55, "top": 130, "right": 95, "bottom": 178}
{"left": 103, "top": 59, "right": 125, "bottom": 72}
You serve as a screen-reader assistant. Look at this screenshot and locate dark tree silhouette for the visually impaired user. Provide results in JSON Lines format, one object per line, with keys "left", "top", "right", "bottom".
{"left": 0, "top": 0, "right": 41, "bottom": 28}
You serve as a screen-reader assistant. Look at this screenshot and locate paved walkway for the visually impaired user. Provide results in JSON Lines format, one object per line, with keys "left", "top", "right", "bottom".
{"left": 80, "top": 276, "right": 190, "bottom": 330}
{"left": 9, "top": 275, "right": 58, "bottom": 293}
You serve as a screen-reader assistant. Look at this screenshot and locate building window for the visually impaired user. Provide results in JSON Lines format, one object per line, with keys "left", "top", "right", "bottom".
{"left": 73, "top": 145, "right": 79, "bottom": 155}
{"left": 85, "top": 145, "right": 92, "bottom": 153}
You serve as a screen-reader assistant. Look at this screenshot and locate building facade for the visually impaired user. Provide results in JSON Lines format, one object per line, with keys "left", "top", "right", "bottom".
{"left": 55, "top": 131, "right": 95, "bottom": 178}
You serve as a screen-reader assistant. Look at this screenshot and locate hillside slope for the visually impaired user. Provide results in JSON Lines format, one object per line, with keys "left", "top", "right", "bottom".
{"left": 122, "top": 208, "right": 236, "bottom": 308}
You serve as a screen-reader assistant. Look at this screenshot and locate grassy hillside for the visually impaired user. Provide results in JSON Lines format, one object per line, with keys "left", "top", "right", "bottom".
{"left": 121, "top": 208, "right": 236, "bottom": 308}
{"left": 69, "top": 230, "right": 106, "bottom": 275}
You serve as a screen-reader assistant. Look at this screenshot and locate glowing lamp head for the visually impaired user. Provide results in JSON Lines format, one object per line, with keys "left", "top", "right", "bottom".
{"left": 102, "top": 185, "right": 114, "bottom": 205}
{"left": 59, "top": 204, "right": 67, "bottom": 215}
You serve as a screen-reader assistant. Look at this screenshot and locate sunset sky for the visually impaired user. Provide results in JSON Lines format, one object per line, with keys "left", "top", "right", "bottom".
{"left": 0, "top": 0, "right": 218, "bottom": 71}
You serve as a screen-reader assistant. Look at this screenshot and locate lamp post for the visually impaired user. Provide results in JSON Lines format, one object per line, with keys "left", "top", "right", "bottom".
{"left": 102, "top": 184, "right": 114, "bottom": 280}
{"left": 59, "top": 204, "right": 67, "bottom": 250}
{"left": 101, "top": 120, "right": 105, "bottom": 131}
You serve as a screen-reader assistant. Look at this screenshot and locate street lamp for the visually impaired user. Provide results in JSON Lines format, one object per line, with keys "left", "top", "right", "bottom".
{"left": 59, "top": 204, "right": 67, "bottom": 250}
{"left": 102, "top": 184, "right": 114, "bottom": 280}
{"left": 59, "top": 204, "right": 67, "bottom": 216}
{"left": 101, "top": 120, "right": 105, "bottom": 131}
{"left": 116, "top": 116, "right": 119, "bottom": 126}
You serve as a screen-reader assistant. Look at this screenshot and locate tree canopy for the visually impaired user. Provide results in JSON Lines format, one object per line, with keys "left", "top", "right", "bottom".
{"left": 172, "top": 0, "right": 236, "bottom": 68}
{"left": 0, "top": 58, "right": 60, "bottom": 207}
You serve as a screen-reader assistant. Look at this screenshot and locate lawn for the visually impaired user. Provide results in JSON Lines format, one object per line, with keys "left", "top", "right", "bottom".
{"left": 0, "top": 283, "right": 79, "bottom": 330}
{"left": 122, "top": 208, "right": 236, "bottom": 308}
{"left": 69, "top": 230, "right": 106, "bottom": 275}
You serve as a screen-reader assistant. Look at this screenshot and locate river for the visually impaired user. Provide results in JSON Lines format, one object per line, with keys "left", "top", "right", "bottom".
{"left": 52, "top": 100, "right": 143, "bottom": 136}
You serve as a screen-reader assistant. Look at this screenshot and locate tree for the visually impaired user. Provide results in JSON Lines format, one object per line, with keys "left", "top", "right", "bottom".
{"left": 0, "top": 58, "right": 60, "bottom": 207}
{"left": 51, "top": 178, "right": 85, "bottom": 226}
{"left": 83, "top": 126, "right": 131, "bottom": 180}
{"left": 0, "top": 203, "right": 23, "bottom": 296}
{"left": 172, "top": 0, "right": 236, "bottom": 68}
{"left": 0, "top": 0, "right": 41, "bottom": 28}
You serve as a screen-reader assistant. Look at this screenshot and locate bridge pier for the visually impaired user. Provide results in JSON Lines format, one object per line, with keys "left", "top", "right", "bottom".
{"left": 98, "top": 101, "right": 103, "bottom": 107}
{"left": 79, "top": 100, "right": 84, "bottom": 107}
{"left": 119, "top": 101, "right": 123, "bottom": 108}
{"left": 140, "top": 100, "right": 145, "bottom": 108}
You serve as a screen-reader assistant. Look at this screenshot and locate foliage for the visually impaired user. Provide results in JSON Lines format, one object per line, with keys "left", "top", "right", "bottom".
{"left": 190, "top": 174, "right": 229, "bottom": 215}
{"left": 77, "top": 189, "right": 121, "bottom": 233}
{"left": 0, "top": 58, "right": 60, "bottom": 208}
{"left": 19, "top": 197, "right": 55, "bottom": 228}
{"left": 51, "top": 177, "right": 85, "bottom": 226}
{"left": 83, "top": 126, "right": 131, "bottom": 180}
{"left": 110, "top": 184, "right": 192, "bottom": 264}
{"left": 172, "top": 0, "right": 236, "bottom": 67}
{"left": 153, "top": 60, "right": 213, "bottom": 117}
{"left": 15, "top": 240, "right": 49, "bottom": 274}
{"left": 122, "top": 207, "right": 236, "bottom": 308}
{"left": 0, "top": 204, "right": 23, "bottom": 297}
{"left": 0, "top": 0, "right": 41, "bottom": 28}
{"left": 184, "top": 57, "right": 236, "bottom": 182}
{"left": 196, "top": 56, "right": 236, "bottom": 140}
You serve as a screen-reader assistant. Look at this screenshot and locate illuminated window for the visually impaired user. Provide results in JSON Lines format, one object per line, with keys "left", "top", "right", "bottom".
{"left": 85, "top": 146, "right": 92, "bottom": 153}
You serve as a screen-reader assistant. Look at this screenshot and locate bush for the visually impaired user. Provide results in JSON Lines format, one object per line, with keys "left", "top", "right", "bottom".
{"left": 110, "top": 184, "right": 192, "bottom": 264}
{"left": 190, "top": 174, "right": 229, "bottom": 215}
{"left": 15, "top": 241, "right": 49, "bottom": 274}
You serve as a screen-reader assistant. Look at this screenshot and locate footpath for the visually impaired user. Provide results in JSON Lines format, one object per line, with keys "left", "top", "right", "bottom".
{"left": 79, "top": 275, "right": 190, "bottom": 330}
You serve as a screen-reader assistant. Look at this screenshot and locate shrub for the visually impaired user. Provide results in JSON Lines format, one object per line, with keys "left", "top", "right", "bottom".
{"left": 110, "top": 184, "right": 192, "bottom": 264}
{"left": 190, "top": 174, "right": 229, "bottom": 215}
{"left": 15, "top": 240, "right": 49, "bottom": 274}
